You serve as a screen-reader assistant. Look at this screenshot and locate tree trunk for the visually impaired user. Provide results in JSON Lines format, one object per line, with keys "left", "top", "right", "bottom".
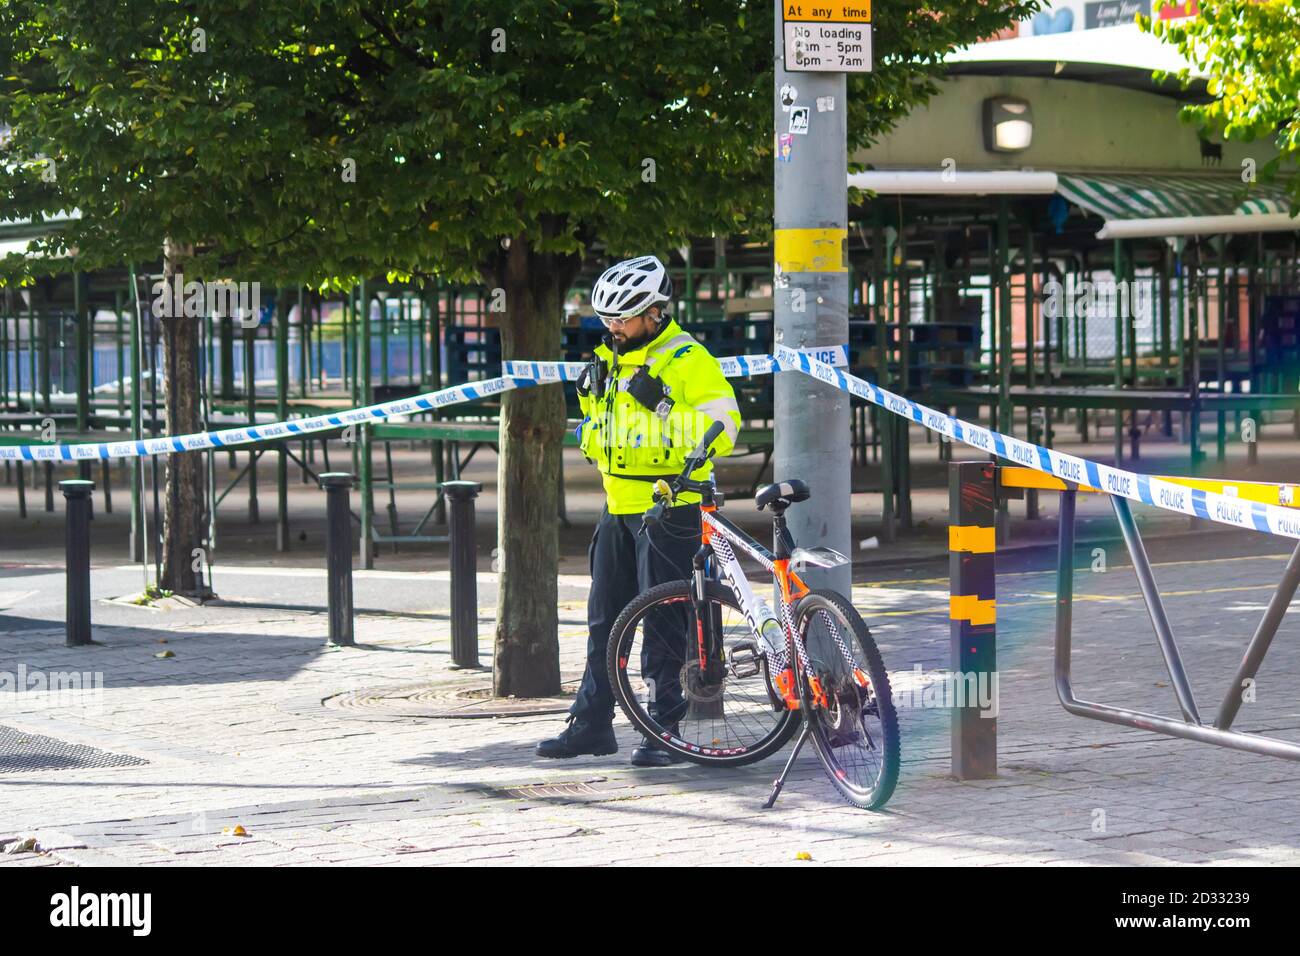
{"left": 159, "top": 239, "right": 211, "bottom": 598}
{"left": 491, "top": 225, "right": 581, "bottom": 697}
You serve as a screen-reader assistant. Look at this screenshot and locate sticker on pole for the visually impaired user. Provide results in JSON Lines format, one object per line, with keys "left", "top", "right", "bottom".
{"left": 782, "top": 2, "right": 873, "bottom": 73}
{"left": 777, "top": 132, "right": 795, "bottom": 161}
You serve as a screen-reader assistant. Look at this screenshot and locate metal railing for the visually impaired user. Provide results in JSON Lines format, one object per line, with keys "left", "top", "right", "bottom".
{"left": 949, "top": 462, "right": 1300, "bottom": 780}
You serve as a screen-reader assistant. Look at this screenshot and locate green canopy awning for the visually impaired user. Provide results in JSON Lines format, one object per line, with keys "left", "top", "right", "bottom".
{"left": 1057, "top": 173, "right": 1294, "bottom": 221}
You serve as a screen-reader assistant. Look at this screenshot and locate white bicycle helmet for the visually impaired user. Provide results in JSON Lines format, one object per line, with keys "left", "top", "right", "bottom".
{"left": 591, "top": 255, "right": 673, "bottom": 320}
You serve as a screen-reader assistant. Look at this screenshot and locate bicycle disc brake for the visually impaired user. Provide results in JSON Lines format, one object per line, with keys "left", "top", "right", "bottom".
{"left": 824, "top": 679, "right": 870, "bottom": 749}
{"left": 681, "top": 657, "right": 727, "bottom": 720}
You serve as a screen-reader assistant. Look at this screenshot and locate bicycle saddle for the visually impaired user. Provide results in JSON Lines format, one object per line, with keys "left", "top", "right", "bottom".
{"left": 755, "top": 479, "right": 810, "bottom": 511}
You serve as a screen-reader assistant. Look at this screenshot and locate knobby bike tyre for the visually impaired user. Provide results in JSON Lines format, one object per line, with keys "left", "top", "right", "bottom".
{"left": 795, "top": 588, "right": 900, "bottom": 810}
{"left": 607, "top": 579, "right": 800, "bottom": 767}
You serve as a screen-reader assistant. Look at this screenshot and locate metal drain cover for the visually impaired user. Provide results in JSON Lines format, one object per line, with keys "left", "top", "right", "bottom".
{"left": 0, "top": 725, "right": 148, "bottom": 774}
{"left": 322, "top": 679, "right": 579, "bottom": 719}
{"left": 495, "top": 781, "right": 605, "bottom": 800}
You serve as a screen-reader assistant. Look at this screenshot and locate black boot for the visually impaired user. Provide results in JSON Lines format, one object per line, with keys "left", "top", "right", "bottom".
{"left": 630, "top": 730, "right": 684, "bottom": 767}
{"left": 535, "top": 715, "right": 618, "bottom": 759}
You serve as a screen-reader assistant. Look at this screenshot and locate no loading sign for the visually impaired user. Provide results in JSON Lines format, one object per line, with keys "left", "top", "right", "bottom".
{"left": 782, "top": 2, "right": 874, "bottom": 73}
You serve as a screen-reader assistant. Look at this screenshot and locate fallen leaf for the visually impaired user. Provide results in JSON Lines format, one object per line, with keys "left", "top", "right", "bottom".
{"left": 3, "top": 837, "right": 37, "bottom": 855}
{"left": 795, "top": 851, "right": 812, "bottom": 861}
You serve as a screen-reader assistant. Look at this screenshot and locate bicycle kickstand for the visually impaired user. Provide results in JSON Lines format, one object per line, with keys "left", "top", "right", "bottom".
{"left": 763, "top": 721, "right": 812, "bottom": 809}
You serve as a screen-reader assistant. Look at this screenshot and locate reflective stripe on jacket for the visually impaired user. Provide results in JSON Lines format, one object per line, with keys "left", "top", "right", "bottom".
{"left": 575, "top": 319, "right": 742, "bottom": 515}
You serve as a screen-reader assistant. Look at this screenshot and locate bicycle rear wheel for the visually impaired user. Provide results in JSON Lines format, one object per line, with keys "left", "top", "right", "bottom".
{"left": 795, "top": 589, "right": 900, "bottom": 810}
{"left": 607, "top": 579, "right": 800, "bottom": 767}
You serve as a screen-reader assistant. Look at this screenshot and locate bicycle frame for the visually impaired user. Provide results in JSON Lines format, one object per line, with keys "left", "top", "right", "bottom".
{"left": 694, "top": 497, "right": 860, "bottom": 713}
{"left": 644, "top": 422, "right": 869, "bottom": 717}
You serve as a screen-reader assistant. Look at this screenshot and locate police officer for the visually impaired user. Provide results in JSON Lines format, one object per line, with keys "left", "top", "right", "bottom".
{"left": 536, "top": 255, "right": 741, "bottom": 766}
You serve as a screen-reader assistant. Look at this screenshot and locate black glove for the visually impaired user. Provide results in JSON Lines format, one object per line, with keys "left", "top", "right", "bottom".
{"left": 576, "top": 356, "right": 608, "bottom": 398}
{"left": 626, "top": 366, "right": 672, "bottom": 417}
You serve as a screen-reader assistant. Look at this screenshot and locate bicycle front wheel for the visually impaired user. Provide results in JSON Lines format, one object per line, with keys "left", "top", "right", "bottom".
{"left": 607, "top": 579, "right": 800, "bottom": 767}
{"left": 795, "top": 589, "right": 900, "bottom": 810}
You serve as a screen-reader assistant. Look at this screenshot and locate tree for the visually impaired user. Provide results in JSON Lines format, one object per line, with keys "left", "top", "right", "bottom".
{"left": 1143, "top": 0, "right": 1300, "bottom": 207}
{"left": 1, "top": 2, "right": 453, "bottom": 595}
{"left": 1, "top": 0, "right": 1031, "bottom": 691}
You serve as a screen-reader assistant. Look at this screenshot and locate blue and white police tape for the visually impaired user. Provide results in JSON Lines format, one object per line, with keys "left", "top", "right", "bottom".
{"left": 508, "top": 346, "right": 1300, "bottom": 538}
{"left": 9, "top": 341, "right": 1295, "bottom": 540}
{"left": 502, "top": 353, "right": 784, "bottom": 383}
{"left": 0, "top": 375, "right": 524, "bottom": 463}
{"left": 771, "top": 345, "right": 1300, "bottom": 540}
{"left": 502, "top": 346, "right": 844, "bottom": 383}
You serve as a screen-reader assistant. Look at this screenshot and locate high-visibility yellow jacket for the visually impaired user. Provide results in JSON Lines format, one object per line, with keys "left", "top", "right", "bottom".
{"left": 575, "top": 319, "right": 742, "bottom": 515}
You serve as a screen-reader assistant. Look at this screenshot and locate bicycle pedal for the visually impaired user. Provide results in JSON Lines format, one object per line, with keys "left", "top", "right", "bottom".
{"left": 727, "top": 640, "right": 762, "bottom": 679}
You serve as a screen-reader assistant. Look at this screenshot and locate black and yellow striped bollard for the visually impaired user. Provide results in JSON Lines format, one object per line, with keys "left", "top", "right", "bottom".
{"left": 948, "top": 461, "right": 998, "bottom": 780}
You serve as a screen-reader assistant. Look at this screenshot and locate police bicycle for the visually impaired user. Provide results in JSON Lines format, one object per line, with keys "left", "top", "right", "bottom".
{"left": 605, "top": 422, "right": 900, "bottom": 810}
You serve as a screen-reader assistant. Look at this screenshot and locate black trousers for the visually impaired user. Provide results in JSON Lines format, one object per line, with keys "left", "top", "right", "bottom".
{"left": 570, "top": 503, "right": 702, "bottom": 727}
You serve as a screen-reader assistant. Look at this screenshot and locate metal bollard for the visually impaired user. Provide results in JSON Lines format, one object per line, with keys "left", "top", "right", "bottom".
{"left": 441, "top": 480, "right": 482, "bottom": 668}
{"left": 319, "top": 472, "right": 355, "bottom": 646}
{"left": 61, "top": 480, "right": 95, "bottom": 647}
{"left": 948, "top": 462, "right": 998, "bottom": 780}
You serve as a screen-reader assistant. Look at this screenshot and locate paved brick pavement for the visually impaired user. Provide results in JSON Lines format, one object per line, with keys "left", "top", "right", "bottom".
{"left": 2, "top": 545, "right": 1300, "bottom": 866}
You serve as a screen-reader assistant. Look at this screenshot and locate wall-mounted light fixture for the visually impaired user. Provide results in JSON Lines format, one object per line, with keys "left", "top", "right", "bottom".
{"left": 982, "top": 96, "right": 1033, "bottom": 153}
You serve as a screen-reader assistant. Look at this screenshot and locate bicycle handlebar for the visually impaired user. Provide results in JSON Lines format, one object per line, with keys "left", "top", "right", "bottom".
{"left": 688, "top": 420, "right": 727, "bottom": 465}
{"left": 642, "top": 482, "right": 672, "bottom": 529}
{"left": 640, "top": 420, "right": 727, "bottom": 532}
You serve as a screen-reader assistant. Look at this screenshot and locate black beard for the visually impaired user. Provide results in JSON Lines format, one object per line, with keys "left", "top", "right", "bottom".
{"left": 618, "top": 325, "right": 659, "bottom": 351}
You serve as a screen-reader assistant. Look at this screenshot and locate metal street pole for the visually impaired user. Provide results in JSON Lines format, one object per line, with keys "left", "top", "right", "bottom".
{"left": 773, "top": 0, "right": 854, "bottom": 593}
{"left": 127, "top": 268, "right": 146, "bottom": 569}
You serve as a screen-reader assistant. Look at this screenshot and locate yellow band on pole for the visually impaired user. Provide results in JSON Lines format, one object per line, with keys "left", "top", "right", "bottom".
{"left": 774, "top": 228, "right": 848, "bottom": 273}
{"left": 950, "top": 594, "right": 996, "bottom": 625}
{"left": 949, "top": 525, "right": 996, "bottom": 554}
